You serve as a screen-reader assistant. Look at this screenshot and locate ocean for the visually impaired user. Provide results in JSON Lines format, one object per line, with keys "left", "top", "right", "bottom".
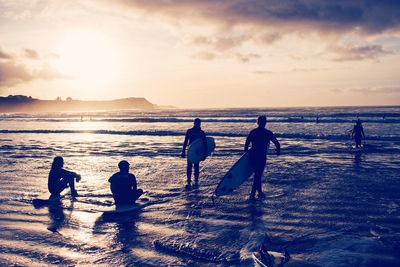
{"left": 0, "top": 106, "right": 399, "bottom": 266}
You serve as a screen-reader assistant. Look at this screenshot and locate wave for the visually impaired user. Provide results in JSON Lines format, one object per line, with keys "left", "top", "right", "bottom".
{"left": 1, "top": 117, "right": 400, "bottom": 124}
{"left": 1, "top": 129, "right": 400, "bottom": 141}
{"left": 0, "top": 106, "right": 399, "bottom": 120}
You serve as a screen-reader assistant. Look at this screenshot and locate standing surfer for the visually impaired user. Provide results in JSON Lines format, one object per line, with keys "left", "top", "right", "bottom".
{"left": 245, "top": 116, "right": 280, "bottom": 200}
{"left": 351, "top": 119, "right": 365, "bottom": 148}
{"left": 181, "top": 118, "right": 207, "bottom": 189}
{"left": 48, "top": 156, "right": 81, "bottom": 198}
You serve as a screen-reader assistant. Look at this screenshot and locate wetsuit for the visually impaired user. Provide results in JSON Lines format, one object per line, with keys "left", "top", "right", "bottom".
{"left": 182, "top": 127, "right": 206, "bottom": 184}
{"left": 184, "top": 128, "right": 206, "bottom": 147}
{"left": 48, "top": 168, "right": 77, "bottom": 196}
{"left": 109, "top": 172, "right": 143, "bottom": 205}
{"left": 245, "top": 127, "right": 280, "bottom": 197}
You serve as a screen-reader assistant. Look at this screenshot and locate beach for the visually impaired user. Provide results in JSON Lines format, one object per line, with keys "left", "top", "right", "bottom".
{"left": 0, "top": 106, "right": 400, "bottom": 266}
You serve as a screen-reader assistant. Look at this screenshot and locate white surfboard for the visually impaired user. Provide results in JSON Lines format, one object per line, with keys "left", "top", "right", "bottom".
{"left": 253, "top": 252, "right": 269, "bottom": 267}
{"left": 187, "top": 137, "right": 216, "bottom": 164}
{"left": 215, "top": 151, "right": 254, "bottom": 197}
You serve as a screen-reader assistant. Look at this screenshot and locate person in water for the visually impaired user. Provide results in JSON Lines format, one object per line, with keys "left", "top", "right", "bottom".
{"left": 48, "top": 156, "right": 81, "bottom": 197}
{"left": 109, "top": 160, "right": 143, "bottom": 205}
{"left": 245, "top": 116, "right": 280, "bottom": 200}
{"left": 181, "top": 118, "right": 207, "bottom": 189}
{"left": 351, "top": 119, "right": 365, "bottom": 148}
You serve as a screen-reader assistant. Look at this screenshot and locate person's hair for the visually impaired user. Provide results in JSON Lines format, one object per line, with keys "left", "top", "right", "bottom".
{"left": 194, "top": 118, "right": 201, "bottom": 126}
{"left": 51, "top": 156, "right": 64, "bottom": 170}
{"left": 118, "top": 160, "right": 130, "bottom": 170}
{"left": 257, "top": 115, "right": 267, "bottom": 127}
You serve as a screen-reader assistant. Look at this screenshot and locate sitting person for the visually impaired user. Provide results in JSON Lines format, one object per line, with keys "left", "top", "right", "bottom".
{"left": 108, "top": 160, "right": 143, "bottom": 205}
{"left": 48, "top": 156, "right": 81, "bottom": 198}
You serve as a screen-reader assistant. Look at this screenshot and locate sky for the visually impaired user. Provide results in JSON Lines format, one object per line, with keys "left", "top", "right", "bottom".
{"left": 0, "top": 0, "right": 399, "bottom": 108}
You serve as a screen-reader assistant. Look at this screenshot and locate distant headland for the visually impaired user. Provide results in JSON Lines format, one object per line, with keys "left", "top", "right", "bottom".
{"left": 0, "top": 95, "right": 156, "bottom": 112}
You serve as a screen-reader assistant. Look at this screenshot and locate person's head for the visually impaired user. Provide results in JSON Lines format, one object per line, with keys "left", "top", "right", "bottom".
{"left": 193, "top": 118, "right": 201, "bottom": 129}
{"left": 257, "top": 115, "right": 267, "bottom": 128}
{"left": 51, "top": 156, "right": 64, "bottom": 170}
{"left": 118, "top": 160, "right": 130, "bottom": 173}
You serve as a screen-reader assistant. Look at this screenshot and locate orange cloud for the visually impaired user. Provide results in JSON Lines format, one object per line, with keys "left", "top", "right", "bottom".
{"left": 0, "top": 47, "right": 68, "bottom": 88}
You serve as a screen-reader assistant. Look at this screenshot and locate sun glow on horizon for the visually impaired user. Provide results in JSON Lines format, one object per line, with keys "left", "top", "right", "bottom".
{"left": 55, "top": 29, "right": 122, "bottom": 89}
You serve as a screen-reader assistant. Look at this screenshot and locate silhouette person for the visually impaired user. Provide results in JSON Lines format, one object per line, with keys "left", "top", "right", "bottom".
{"left": 181, "top": 118, "right": 207, "bottom": 189}
{"left": 48, "top": 156, "right": 81, "bottom": 198}
{"left": 245, "top": 116, "right": 280, "bottom": 200}
{"left": 351, "top": 119, "right": 365, "bottom": 148}
{"left": 108, "top": 160, "right": 143, "bottom": 205}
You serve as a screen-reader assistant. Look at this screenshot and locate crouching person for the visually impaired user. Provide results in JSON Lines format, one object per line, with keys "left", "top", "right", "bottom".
{"left": 109, "top": 160, "right": 143, "bottom": 206}
{"left": 48, "top": 156, "right": 81, "bottom": 198}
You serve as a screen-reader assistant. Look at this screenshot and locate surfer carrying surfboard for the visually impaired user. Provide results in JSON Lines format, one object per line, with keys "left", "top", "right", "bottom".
{"left": 181, "top": 118, "right": 207, "bottom": 189}
{"left": 245, "top": 116, "right": 280, "bottom": 200}
{"left": 108, "top": 160, "right": 143, "bottom": 206}
{"left": 48, "top": 156, "right": 81, "bottom": 198}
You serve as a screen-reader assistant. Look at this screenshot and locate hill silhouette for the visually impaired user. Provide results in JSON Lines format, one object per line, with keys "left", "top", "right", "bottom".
{"left": 0, "top": 95, "right": 155, "bottom": 112}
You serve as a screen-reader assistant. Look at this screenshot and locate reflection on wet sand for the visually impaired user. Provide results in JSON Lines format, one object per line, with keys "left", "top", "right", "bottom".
{"left": 353, "top": 150, "right": 364, "bottom": 167}
{"left": 47, "top": 203, "right": 68, "bottom": 232}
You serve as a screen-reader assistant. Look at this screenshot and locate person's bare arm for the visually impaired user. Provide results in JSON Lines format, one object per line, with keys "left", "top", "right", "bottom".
{"left": 271, "top": 135, "right": 281, "bottom": 156}
{"left": 63, "top": 169, "right": 81, "bottom": 182}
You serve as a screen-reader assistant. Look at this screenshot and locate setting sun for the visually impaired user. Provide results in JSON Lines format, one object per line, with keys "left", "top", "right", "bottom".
{"left": 56, "top": 29, "right": 121, "bottom": 88}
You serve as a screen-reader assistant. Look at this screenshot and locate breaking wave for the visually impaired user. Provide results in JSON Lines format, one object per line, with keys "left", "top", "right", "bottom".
{"left": 1, "top": 129, "right": 399, "bottom": 141}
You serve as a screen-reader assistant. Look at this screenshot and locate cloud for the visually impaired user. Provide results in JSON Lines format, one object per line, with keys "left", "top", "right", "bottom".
{"left": 330, "top": 88, "right": 343, "bottom": 94}
{"left": 0, "top": 46, "right": 68, "bottom": 87}
{"left": 331, "top": 44, "right": 393, "bottom": 61}
{"left": 0, "top": 61, "right": 33, "bottom": 87}
{"left": 193, "top": 50, "right": 260, "bottom": 63}
{"left": 291, "top": 67, "right": 329, "bottom": 72}
{"left": 252, "top": 70, "right": 273, "bottom": 75}
{"left": 236, "top": 53, "right": 261, "bottom": 63}
{"left": 190, "top": 34, "right": 262, "bottom": 62}
{"left": 352, "top": 87, "right": 400, "bottom": 94}
{"left": 253, "top": 67, "right": 331, "bottom": 75}
{"left": 190, "top": 34, "right": 253, "bottom": 51}
{"left": 193, "top": 51, "right": 217, "bottom": 61}
{"left": 112, "top": 1, "right": 400, "bottom": 34}
{"left": 257, "top": 32, "right": 282, "bottom": 45}
{"left": 109, "top": 0, "right": 400, "bottom": 61}
{"left": 23, "top": 48, "right": 39, "bottom": 59}
{"left": 0, "top": 47, "right": 13, "bottom": 59}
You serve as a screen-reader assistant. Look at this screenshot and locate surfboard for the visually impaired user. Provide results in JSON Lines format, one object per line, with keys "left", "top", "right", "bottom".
{"left": 215, "top": 151, "right": 254, "bottom": 197}
{"left": 252, "top": 252, "right": 269, "bottom": 267}
{"left": 32, "top": 193, "right": 66, "bottom": 208}
{"left": 101, "top": 202, "right": 152, "bottom": 216}
{"left": 253, "top": 250, "right": 289, "bottom": 267}
{"left": 187, "top": 136, "right": 216, "bottom": 164}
